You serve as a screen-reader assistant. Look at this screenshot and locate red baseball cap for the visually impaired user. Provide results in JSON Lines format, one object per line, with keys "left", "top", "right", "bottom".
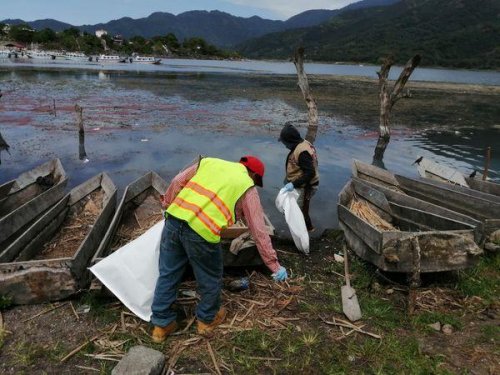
{"left": 239, "top": 155, "right": 265, "bottom": 187}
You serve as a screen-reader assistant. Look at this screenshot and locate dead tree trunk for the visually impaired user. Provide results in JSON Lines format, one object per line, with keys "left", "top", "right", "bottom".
{"left": 293, "top": 47, "right": 319, "bottom": 143}
{"left": 75, "top": 104, "right": 84, "bottom": 134}
{"left": 0, "top": 132, "right": 10, "bottom": 165}
{"left": 75, "top": 104, "right": 87, "bottom": 160}
{"left": 374, "top": 54, "right": 421, "bottom": 162}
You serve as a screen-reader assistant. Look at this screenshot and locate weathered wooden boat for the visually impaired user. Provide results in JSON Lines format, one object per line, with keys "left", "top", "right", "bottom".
{"left": 93, "top": 171, "right": 168, "bottom": 263}
{"left": 353, "top": 159, "right": 500, "bottom": 236}
{"left": 338, "top": 178, "right": 482, "bottom": 273}
{"left": 0, "top": 173, "right": 117, "bottom": 304}
{"left": 0, "top": 179, "right": 15, "bottom": 201}
{"left": 415, "top": 157, "right": 469, "bottom": 187}
{"left": 0, "top": 159, "right": 68, "bottom": 252}
{"left": 466, "top": 177, "right": 500, "bottom": 197}
{"left": 415, "top": 157, "right": 500, "bottom": 197}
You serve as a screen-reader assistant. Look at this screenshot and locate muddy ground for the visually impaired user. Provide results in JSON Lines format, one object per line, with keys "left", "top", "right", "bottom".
{"left": 0, "top": 231, "right": 498, "bottom": 375}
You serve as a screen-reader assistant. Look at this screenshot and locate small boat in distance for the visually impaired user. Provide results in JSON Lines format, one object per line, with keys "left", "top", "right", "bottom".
{"left": 95, "top": 54, "right": 123, "bottom": 63}
{"left": 65, "top": 52, "right": 89, "bottom": 61}
{"left": 27, "top": 50, "right": 56, "bottom": 60}
{"left": 128, "top": 54, "right": 161, "bottom": 64}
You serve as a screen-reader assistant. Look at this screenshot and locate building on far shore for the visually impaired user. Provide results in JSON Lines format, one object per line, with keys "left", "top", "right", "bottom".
{"left": 95, "top": 29, "right": 107, "bottom": 38}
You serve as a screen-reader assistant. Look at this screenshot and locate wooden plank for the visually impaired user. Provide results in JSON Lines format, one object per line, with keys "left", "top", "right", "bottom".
{"left": 0, "top": 267, "right": 77, "bottom": 304}
{"left": 71, "top": 182, "right": 117, "bottom": 287}
{"left": 93, "top": 172, "right": 167, "bottom": 262}
{"left": 352, "top": 160, "right": 400, "bottom": 187}
{"left": 0, "top": 177, "right": 68, "bottom": 245}
{"left": 339, "top": 221, "right": 390, "bottom": 271}
{"left": 389, "top": 203, "right": 475, "bottom": 232}
{"left": 467, "top": 178, "right": 500, "bottom": 197}
{"left": 0, "top": 195, "right": 70, "bottom": 262}
{"left": 381, "top": 231, "right": 482, "bottom": 273}
{"left": 355, "top": 177, "right": 481, "bottom": 228}
{"left": 352, "top": 179, "right": 392, "bottom": 221}
{"left": 398, "top": 175, "right": 500, "bottom": 220}
{"left": 0, "top": 179, "right": 15, "bottom": 199}
{"left": 338, "top": 204, "right": 383, "bottom": 254}
{"left": 416, "top": 158, "right": 469, "bottom": 187}
{"left": 16, "top": 207, "right": 69, "bottom": 261}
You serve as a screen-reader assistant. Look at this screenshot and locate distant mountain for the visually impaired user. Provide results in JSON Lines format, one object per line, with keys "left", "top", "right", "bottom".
{"left": 1, "top": 0, "right": 401, "bottom": 47}
{"left": 2, "top": 18, "right": 72, "bottom": 32}
{"left": 238, "top": 0, "right": 500, "bottom": 69}
{"left": 283, "top": 0, "right": 400, "bottom": 28}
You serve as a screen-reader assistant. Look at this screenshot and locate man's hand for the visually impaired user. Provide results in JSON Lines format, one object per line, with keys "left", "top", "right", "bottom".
{"left": 272, "top": 266, "right": 288, "bottom": 282}
{"left": 283, "top": 182, "right": 294, "bottom": 192}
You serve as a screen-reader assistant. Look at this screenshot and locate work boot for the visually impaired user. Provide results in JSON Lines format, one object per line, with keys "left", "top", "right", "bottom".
{"left": 151, "top": 321, "right": 178, "bottom": 343}
{"left": 197, "top": 307, "right": 227, "bottom": 336}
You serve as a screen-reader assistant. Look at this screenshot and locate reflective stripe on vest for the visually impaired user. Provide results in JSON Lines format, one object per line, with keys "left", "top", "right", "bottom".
{"left": 167, "top": 158, "right": 254, "bottom": 243}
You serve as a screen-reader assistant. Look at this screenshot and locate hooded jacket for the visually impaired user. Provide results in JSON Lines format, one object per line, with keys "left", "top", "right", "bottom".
{"left": 279, "top": 124, "right": 319, "bottom": 188}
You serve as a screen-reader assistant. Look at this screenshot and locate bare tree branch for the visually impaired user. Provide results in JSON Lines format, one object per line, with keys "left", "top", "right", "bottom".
{"left": 293, "top": 47, "right": 319, "bottom": 143}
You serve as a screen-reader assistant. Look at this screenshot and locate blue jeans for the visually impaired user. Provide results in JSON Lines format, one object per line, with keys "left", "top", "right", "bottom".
{"left": 151, "top": 216, "right": 223, "bottom": 327}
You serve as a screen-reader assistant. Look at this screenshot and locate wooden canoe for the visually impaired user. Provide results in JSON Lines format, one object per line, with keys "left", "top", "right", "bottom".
{"left": 338, "top": 178, "right": 482, "bottom": 273}
{"left": 0, "top": 173, "right": 117, "bottom": 304}
{"left": 415, "top": 157, "right": 500, "bottom": 197}
{"left": 353, "top": 159, "right": 500, "bottom": 236}
{"left": 93, "top": 171, "right": 168, "bottom": 263}
{"left": 415, "top": 157, "right": 469, "bottom": 187}
{"left": 0, "top": 159, "right": 68, "bottom": 252}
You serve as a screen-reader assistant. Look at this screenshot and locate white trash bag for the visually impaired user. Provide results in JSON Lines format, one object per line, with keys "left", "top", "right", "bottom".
{"left": 275, "top": 187, "right": 309, "bottom": 254}
{"left": 89, "top": 220, "right": 164, "bottom": 321}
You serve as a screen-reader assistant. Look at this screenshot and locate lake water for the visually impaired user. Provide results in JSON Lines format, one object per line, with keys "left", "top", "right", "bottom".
{"left": 1, "top": 60, "right": 499, "bottom": 236}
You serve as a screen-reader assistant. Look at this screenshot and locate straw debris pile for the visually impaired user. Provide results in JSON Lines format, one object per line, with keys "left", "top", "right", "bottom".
{"left": 112, "top": 195, "right": 163, "bottom": 251}
{"left": 35, "top": 189, "right": 105, "bottom": 260}
{"left": 349, "top": 196, "right": 397, "bottom": 231}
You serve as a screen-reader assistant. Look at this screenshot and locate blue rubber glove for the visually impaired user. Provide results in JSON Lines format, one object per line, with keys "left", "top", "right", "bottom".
{"left": 284, "top": 182, "right": 294, "bottom": 192}
{"left": 272, "top": 266, "right": 288, "bottom": 282}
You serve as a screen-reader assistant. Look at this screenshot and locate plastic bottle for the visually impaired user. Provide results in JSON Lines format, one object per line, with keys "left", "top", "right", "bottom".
{"left": 227, "top": 277, "right": 249, "bottom": 292}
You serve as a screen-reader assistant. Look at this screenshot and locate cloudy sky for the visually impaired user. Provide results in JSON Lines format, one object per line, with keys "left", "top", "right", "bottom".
{"left": 2, "top": 0, "right": 360, "bottom": 24}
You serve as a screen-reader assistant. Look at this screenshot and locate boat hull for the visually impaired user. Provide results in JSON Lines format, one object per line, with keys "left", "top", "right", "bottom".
{"left": 353, "top": 159, "right": 500, "bottom": 236}
{"left": 0, "top": 173, "right": 117, "bottom": 304}
{"left": 338, "top": 178, "right": 482, "bottom": 273}
{"left": 0, "top": 159, "right": 68, "bottom": 252}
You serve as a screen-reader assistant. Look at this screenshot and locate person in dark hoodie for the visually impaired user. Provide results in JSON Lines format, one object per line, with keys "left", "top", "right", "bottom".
{"left": 279, "top": 123, "right": 319, "bottom": 232}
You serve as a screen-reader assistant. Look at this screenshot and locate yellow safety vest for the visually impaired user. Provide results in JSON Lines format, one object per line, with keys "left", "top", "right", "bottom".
{"left": 167, "top": 158, "right": 254, "bottom": 243}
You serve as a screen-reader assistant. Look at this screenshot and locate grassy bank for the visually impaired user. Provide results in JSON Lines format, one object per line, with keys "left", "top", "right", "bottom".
{"left": 1, "top": 231, "right": 498, "bottom": 374}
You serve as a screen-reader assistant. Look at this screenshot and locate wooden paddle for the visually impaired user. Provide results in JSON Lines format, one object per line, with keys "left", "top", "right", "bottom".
{"left": 341, "top": 244, "right": 362, "bottom": 322}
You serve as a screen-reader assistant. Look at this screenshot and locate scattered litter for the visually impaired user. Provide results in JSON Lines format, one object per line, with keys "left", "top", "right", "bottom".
{"left": 180, "top": 290, "right": 197, "bottom": 298}
{"left": 76, "top": 304, "right": 91, "bottom": 314}
{"left": 227, "top": 277, "right": 250, "bottom": 292}
{"left": 442, "top": 324, "right": 453, "bottom": 335}
{"left": 334, "top": 254, "right": 344, "bottom": 263}
{"left": 428, "top": 322, "right": 441, "bottom": 331}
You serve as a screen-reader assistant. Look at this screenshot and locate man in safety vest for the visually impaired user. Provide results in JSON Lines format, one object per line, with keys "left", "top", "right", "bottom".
{"left": 151, "top": 155, "right": 288, "bottom": 343}
{"left": 279, "top": 123, "right": 320, "bottom": 232}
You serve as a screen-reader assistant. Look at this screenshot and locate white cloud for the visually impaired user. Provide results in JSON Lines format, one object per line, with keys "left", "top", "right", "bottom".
{"left": 224, "top": 0, "right": 357, "bottom": 19}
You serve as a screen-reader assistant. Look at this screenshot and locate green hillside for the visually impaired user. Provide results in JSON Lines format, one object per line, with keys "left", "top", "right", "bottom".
{"left": 238, "top": 0, "right": 500, "bottom": 69}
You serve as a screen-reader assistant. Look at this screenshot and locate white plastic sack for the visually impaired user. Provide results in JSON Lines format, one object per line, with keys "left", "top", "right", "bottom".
{"left": 275, "top": 187, "right": 309, "bottom": 254}
{"left": 89, "top": 220, "right": 164, "bottom": 321}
